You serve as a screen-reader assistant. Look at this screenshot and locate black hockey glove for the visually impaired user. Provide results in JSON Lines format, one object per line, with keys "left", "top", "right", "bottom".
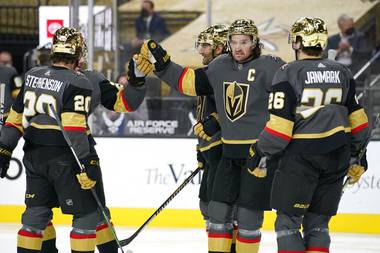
{"left": 76, "top": 154, "right": 100, "bottom": 190}
{"left": 0, "top": 143, "right": 12, "bottom": 178}
{"left": 347, "top": 151, "right": 368, "bottom": 185}
{"left": 141, "top": 40, "right": 171, "bottom": 72}
{"left": 202, "top": 113, "right": 220, "bottom": 136}
{"left": 246, "top": 143, "right": 267, "bottom": 178}
{"left": 197, "top": 150, "right": 206, "bottom": 170}
{"left": 193, "top": 113, "right": 220, "bottom": 141}
{"left": 126, "top": 54, "right": 152, "bottom": 87}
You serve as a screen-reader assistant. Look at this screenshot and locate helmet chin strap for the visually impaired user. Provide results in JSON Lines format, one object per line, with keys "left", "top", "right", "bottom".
{"left": 294, "top": 49, "right": 299, "bottom": 60}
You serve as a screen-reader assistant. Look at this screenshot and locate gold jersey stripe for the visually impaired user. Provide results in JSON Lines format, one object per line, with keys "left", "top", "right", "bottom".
{"left": 222, "top": 138, "right": 257, "bottom": 144}
{"left": 199, "top": 140, "right": 222, "bottom": 152}
{"left": 293, "top": 126, "right": 351, "bottom": 139}
{"left": 11, "top": 88, "right": 20, "bottom": 99}
{"left": 266, "top": 114, "right": 294, "bottom": 138}
{"left": 349, "top": 108, "right": 368, "bottom": 129}
{"left": 114, "top": 89, "right": 132, "bottom": 113}
{"left": 5, "top": 108, "right": 23, "bottom": 133}
{"left": 179, "top": 67, "right": 197, "bottom": 96}
{"left": 61, "top": 112, "right": 86, "bottom": 128}
{"left": 30, "top": 122, "right": 60, "bottom": 130}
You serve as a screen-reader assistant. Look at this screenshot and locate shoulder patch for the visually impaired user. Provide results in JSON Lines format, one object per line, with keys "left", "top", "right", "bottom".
{"left": 280, "top": 63, "right": 289, "bottom": 71}
{"left": 268, "top": 54, "right": 281, "bottom": 62}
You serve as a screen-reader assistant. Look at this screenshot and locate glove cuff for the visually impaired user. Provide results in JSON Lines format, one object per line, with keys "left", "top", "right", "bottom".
{"left": 0, "top": 143, "right": 12, "bottom": 158}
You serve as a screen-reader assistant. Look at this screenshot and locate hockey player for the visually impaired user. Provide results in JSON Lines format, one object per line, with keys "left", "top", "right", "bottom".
{"left": 0, "top": 64, "right": 22, "bottom": 123}
{"left": 38, "top": 45, "right": 151, "bottom": 253}
{"left": 136, "top": 19, "right": 285, "bottom": 253}
{"left": 247, "top": 17, "right": 369, "bottom": 253}
{"left": 193, "top": 23, "right": 227, "bottom": 237}
{"left": 0, "top": 27, "right": 150, "bottom": 253}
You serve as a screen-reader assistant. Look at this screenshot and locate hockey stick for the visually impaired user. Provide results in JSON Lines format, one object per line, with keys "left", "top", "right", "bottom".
{"left": 342, "top": 112, "right": 380, "bottom": 194}
{"left": 0, "top": 83, "right": 5, "bottom": 131}
{"left": 120, "top": 167, "right": 201, "bottom": 247}
{"left": 48, "top": 104, "right": 125, "bottom": 253}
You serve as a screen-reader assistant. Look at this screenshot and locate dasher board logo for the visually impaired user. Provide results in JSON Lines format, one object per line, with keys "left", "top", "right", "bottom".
{"left": 223, "top": 81, "right": 249, "bottom": 122}
{"left": 47, "top": 19, "right": 63, "bottom": 38}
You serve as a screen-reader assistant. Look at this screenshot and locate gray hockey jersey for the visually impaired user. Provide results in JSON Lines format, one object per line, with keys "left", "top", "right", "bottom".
{"left": 257, "top": 58, "right": 369, "bottom": 156}
{"left": 156, "top": 54, "right": 285, "bottom": 158}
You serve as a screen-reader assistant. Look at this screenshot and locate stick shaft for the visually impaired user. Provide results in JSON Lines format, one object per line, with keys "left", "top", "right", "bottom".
{"left": 120, "top": 167, "right": 201, "bottom": 246}
{"left": 48, "top": 104, "right": 125, "bottom": 253}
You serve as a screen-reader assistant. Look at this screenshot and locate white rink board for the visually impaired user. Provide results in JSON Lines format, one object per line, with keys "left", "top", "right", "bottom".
{"left": 1, "top": 138, "right": 379, "bottom": 214}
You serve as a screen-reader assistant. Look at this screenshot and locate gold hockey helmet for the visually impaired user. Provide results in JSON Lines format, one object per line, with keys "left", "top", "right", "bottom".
{"left": 196, "top": 24, "right": 230, "bottom": 51}
{"left": 228, "top": 19, "right": 258, "bottom": 43}
{"left": 289, "top": 17, "right": 328, "bottom": 49}
{"left": 52, "top": 27, "right": 85, "bottom": 58}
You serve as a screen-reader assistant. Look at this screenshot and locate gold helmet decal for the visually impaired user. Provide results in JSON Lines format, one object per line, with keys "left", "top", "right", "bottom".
{"left": 52, "top": 27, "right": 85, "bottom": 58}
{"left": 196, "top": 24, "right": 229, "bottom": 51}
{"left": 228, "top": 19, "right": 258, "bottom": 44}
{"left": 289, "top": 17, "right": 328, "bottom": 49}
{"left": 224, "top": 81, "right": 249, "bottom": 122}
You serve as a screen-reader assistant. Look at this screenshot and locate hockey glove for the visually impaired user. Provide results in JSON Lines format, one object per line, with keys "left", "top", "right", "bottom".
{"left": 141, "top": 40, "right": 171, "bottom": 72}
{"left": 197, "top": 150, "right": 206, "bottom": 169}
{"left": 193, "top": 122, "right": 211, "bottom": 141}
{"left": 347, "top": 152, "right": 368, "bottom": 185}
{"left": 126, "top": 54, "right": 152, "bottom": 87}
{"left": 193, "top": 113, "right": 220, "bottom": 141}
{"left": 202, "top": 113, "right": 220, "bottom": 136}
{"left": 0, "top": 143, "right": 12, "bottom": 178}
{"left": 76, "top": 154, "right": 100, "bottom": 190}
{"left": 246, "top": 143, "right": 267, "bottom": 178}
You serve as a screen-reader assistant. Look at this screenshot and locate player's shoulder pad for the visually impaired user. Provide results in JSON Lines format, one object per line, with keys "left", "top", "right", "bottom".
{"left": 209, "top": 54, "right": 231, "bottom": 67}
{"left": 82, "top": 70, "right": 108, "bottom": 87}
{"left": 263, "top": 54, "right": 283, "bottom": 62}
{"left": 25, "top": 65, "right": 49, "bottom": 76}
{"left": 71, "top": 71, "right": 93, "bottom": 90}
{"left": 83, "top": 69, "right": 107, "bottom": 80}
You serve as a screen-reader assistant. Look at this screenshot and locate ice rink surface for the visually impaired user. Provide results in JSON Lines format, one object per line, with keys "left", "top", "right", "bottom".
{"left": 1, "top": 223, "right": 380, "bottom": 252}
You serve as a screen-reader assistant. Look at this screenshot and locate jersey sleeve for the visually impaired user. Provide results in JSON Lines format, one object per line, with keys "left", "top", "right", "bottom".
{"left": 99, "top": 79, "right": 147, "bottom": 113}
{"left": 0, "top": 85, "right": 25, "bottom": 150}
{"left": 345, "top": 78, "right": 369, "bottom": 155}
{"left": 154, "top": 62, "right": 213, "bottom": 96}
{"left": 257, "top": 70, "right": 298, "bottom": 156}
{"left": 61, "top": 82, "right": 92, "bottom": 159}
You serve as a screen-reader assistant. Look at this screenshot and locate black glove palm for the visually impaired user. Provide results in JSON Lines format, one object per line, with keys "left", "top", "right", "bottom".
{"left": 145, "top": 40, "right": 171, "bottom": 72}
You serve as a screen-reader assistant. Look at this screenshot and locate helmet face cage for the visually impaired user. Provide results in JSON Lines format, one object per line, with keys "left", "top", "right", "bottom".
{"left": 227, "top": 19, "right": 258, "bottom": 46}
{"left": 289, "top": 17, "right": 328, "bottom": 49}
{"left": 52, "top": 27, "right": 85, "bottom": 59}
{"left": 195, "top": 24, "right": 229, "bottom": 52}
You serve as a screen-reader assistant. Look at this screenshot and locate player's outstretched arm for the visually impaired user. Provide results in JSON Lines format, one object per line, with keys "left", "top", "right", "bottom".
{"left": 98, "top": 56, "right": 149, "bottom": 113}
{"left": 137, "top": 40, "right": 213, "bottom": 96}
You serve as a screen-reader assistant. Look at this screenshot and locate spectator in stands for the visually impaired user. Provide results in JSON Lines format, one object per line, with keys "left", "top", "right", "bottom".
{"left": 0, "top": 51, "right": 13, "bottom": 67}
{"left": 120, "top": 0, "right": 170, "bottom": 73}
{"left": 324, "top": 14, "right": 370, "bottom": 73}
{"left": 134, "top": 0, "right": 170, "bottom": 43}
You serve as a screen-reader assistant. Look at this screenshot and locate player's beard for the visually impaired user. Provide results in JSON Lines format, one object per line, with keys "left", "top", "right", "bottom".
{"left": 202, "top": 55, "right": 213, "bottom": 65}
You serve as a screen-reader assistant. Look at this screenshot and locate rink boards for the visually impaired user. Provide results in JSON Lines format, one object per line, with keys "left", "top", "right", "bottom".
{"left": 0, "top": 138, "right": 379, "bottom": 233}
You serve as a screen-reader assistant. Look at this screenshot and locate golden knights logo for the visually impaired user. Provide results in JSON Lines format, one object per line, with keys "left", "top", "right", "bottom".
{"left": 223, "top": 81, "right": 249, "bottom": 122}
